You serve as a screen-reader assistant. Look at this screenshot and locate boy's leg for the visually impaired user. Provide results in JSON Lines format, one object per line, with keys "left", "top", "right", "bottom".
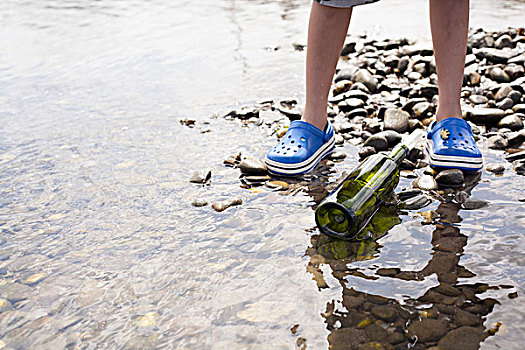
{"left": 303, "top": 2, "right": 353, "bottom": 131}
{"left": 429, "top": 0, "right": 469, "bottom": 121}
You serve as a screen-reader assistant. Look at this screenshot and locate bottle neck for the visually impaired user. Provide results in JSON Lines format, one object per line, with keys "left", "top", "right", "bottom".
{"left": 388, "top": 144, "right": 409, "bottom": 165}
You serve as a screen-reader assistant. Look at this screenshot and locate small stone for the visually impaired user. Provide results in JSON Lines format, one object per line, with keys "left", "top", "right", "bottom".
{"left": 413, "top": 175, "right": 438, "bottom": 191}
{"left": 359, "top": 146, "right": 377, "bottom": 159}
{"left": 397, "top": 57, "right": 410, "bottom": 73}
{"left": 407, "top": 71, "right": 422, "bottom": 81}
{"left": 266, "top": 181, "right": 289, "bottom": 190}
{"left": 495, "top": 85, "right": 514, "bottom": 101}
{"left": 465, "top": 108, "right": 505, "bottom": 124}
{"left": 462, "top": 199, "right": 490, "bottom": 210}
{"left": 455, "top": 191, "right": 470, "bottom": 204}
{"left": 401, "top": 195, "right": 432, "bottom": 210}
{"left": 21, "top": 273, "right": 47, "bottom": 286}
{"left": 384, "top": 108, "right": 410, "bottom": 133}
{"left": 505, "top": 150, "right": 525, "bottom": 162}
{"left": 397, "top": 188, "right": 423, "bottom": 200}
{"left": 212, "top": 198, "right": 243, "bottom": 212}
{"left": 339, "top": 98, "right": 365, "bottom": 112}
{"left": 190, "top": 170, "right": 211, "bottom": 184}
{"left": 498, "top": 115, "right": 523, "bottom": 130}
{"left": 505, "top": 63, "right": 525, "bottom": 80}
{"left": 364, "top": 135, "right": 389, "bottom": 151}
{"left": 388, "top": 332, "right": 405, "bottom": 345}
{"left": 191, "top": 199, "right": 208, "bottom": 207}
{"left": 475, "top": 47, "right": 518, "bottom": 64}
{"left": 407, "top": 318, "right": 447, "bottom": 342}
{"left": 495, "top": 34, "right": 513, "bottom": 49}
{"left": 497, "top": 97, "right": 514, "bottom": 110}
{"left": 491, "top": 67, "right": 510, "bottom": 83}
{"left": 468, "top": 95, "right": 488, "bottom": 105}
{"left": 436, "top": 169, "right": 464, "bottom": 187}
{"left": 468, "top": 71, "right": 481, "bottom": 86}
{"left": 437, "top": 327, "right": 485, "bottom": 350}
{"left": 329, "top": 151, "right": 347, "bottom": 161}
{"left": 487, "top": 135, "right": 508, "bottom": 149}
{"left": 137, "top": 312, "right": 159, "bottom": 327}
{"left": 244, "top": 175, "right": 271, "bottom": 184}
{"left": 0, "top": 299, "right": 14, "bottom": 313}
{"left": 515, "top": 161, "right": 525, "bottom": 175}
{"left": 513, "top": 104, "right": 525, "bottom": 114}
{"left": 412, "top": 102, "right": 431, "bottom": 118}
{"left": 508, "top": 90, "right": 522, "bottom": 104}
{"left": 335, "top": 134, "right": 345, "bottom": 145}
{"left": 371, "top": 305, "right": 398, "bottom": 322}
{"left": 239, "top": 158, "right": 268, "bottom": 175}
{"left": 341, "top": 42, "right": 357, "bottom": 56}
{"left": 353, "top": 68, "right": 378, "bottom": 93}
{"left": 455, "top": 309, "right": 482, "bottom": 327}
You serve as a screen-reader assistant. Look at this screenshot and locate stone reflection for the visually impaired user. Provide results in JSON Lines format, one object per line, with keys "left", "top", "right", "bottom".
{"left": 305, "top": 182, "right": 510, "bottom": 350}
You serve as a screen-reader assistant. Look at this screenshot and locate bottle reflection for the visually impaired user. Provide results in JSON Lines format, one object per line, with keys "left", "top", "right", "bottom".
{"left": 305, "top": 180, "right": 509, "bottom": 349}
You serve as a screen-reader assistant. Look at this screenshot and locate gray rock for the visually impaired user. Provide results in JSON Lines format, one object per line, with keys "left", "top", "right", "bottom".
{"left": 475, "top": 47, "right": 519, "bottom": 63}
{"left": 341, "top": 42, "right": 357, "bottom": 56}
{"left": 353, "top": 69, "right": 378, "bottom": 93}
{"left": 338, "top": 98, "right": 364, "bottom": 112}
{"left": 348, "top": 108, "right": 369, "bottom": 118}
{"left": 436, "top": 169, "right": 464, "bottom": 187}
{"left": 412, "top": 102, "right": 431, "bottom": 119}
{"left": 359, "top": 146, "right": 377, "bottom": 159}
{"left": 486, "top": 163, "right": 505, "bottom": 174}
{"left": 512, "top": 104, "right": 525, "bottom": 114}
{"left": 397, "top": 56, "right": 410, "bottom": 73}
{"left": 490, "top": 67, "right": 511, "bottom": 83}
{"left": 371, "top": 305, "right": 398, "bottom": 322}
{"left": 494, "top": 85, "right": 513, "bottom": 101}
{"left": 244, "top": 175, "right": 271, "bottom": 184}
{"left": 375, "top": 130, "right": 401, "bottom": 147}
{"left": 407, "top": 319, "right": 447, "bottom": 342}
{"left": 239, "top": 158, "right": 268, "bottom": 175}
{"left": 498, "top": 115, "right": 523, "bottom": 130}
{"left": 364, "top": 135, "right": 388, "bottom": 151}
{"left": 468, "top": 95, "right": 488, "bottom": 105}
{"left": 508, "top": 90, "right": 522, "bottom": 104}
{"left": 343, "top": 90, "right": 370, "bottom": 102}
{"left": 465, "top": 108, "right": 505, "bottom": 124}
{"left": 335, "top": 67, "right": 359, "bottom": 83}
{"left": 384, "top": 108, "right": 410, "bottom": 133}
{"left": 514, "top": 161, "right": 525, "bottom": 175}
{"left": 401, "top": 195, "right": 432, "bottom": 210}
{"left": 497, "top": 97, "right": 514, "bottom": 110}
{"left": 438, "top": 327, "right": 485, "bottom": 350}
{"left": 505, "top": 150, "right": 525, "bottom": 162}
{"left": 329, "top": 151, "right": 347, "bottom": 161}
{"left": 462, "top": 199, "right": 490, "bottom": 210}
{"left": 508, "top": 130, "right": 525, "bottom": 146}
{"left": 407, "top": 71, "right": 422, "bottom": 81}
{"left": 495, "top": 34, "right": 513, "bottom": 49}
{"left": 487, "top": 135, "right": 508, "bottom": 149}
{"left": 455, "top": 190, "right": 470, "bottom": 204}
{"left": 0, "top": 283, "right": 31, "bottom": 303}
{"left": 190, "top": 170, "right": 212, "bottom": 184}
{"left": 413, "top": 175, "right": 438, "bottom": 191}
{"left": 505, "top": 64, "right": 525, "bottom": 80}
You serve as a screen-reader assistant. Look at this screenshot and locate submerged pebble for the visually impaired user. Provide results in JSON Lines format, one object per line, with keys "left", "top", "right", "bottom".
{"left": 413, "top": 175, "right": 438, "bottom": 191}
{"left": 212, "top": 198, "right": 243, "bottom": 212}
{"left": 462, "top": 199, "right": 490, "bottom": 210}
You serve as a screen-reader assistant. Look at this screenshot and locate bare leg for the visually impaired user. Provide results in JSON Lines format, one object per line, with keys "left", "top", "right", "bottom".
{"left": 430, "top": 0, "right": 469, "bottom": 122}
{"left": 303, "top": 2, "right": 353, "bottom": 130}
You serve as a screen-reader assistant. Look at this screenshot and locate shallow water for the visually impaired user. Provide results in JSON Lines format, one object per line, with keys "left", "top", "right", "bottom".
{"left": 1, "top": 0, "right": 524, "bottom": 349}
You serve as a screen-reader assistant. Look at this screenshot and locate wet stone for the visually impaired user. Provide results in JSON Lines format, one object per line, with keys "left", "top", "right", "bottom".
{"left": 486, "top": 163, "right": 505, "bottom": 174}
{"left": 508, "top": 90, "right": 522, "bottom": 104}
{"left": 190, "top": 170, "right": 212, "bottom": 184}
{"left": 397, "top": 188, "right": 423, "bottom": 201}
{"left": 455, "top": 309, "right": 482, "bottom": 327}
{"left": 490, "top": 67, "right": 511, "bottom": 83}
{"left": 436, "top": 169, "right": 464, "bottom": 188}
{"left": 461, "top": 199, "right": 490, "bottom": 210}
{"left": 487, "top": 135, "right": 508, "bottom": 149}
{"left": 468, "top": 95, "right": 488, "bottom": 105}
{"left": 465, "top": 108, "right": 505, "bottom": 124}
{"left": 497, "top": 97, "right": 514, "bottom": 110}
{"left": 364, "top": 135, "right": 388, "bottom": 152}
{"left": 380, "top": 130, "right": 402, "bottom": 147}
{"left": 191, "top": 199, "right": 208, "bottom": 207}
{"left": 455, "top": 191, "right": 470, "bottom": 204}
{"left": 364, "top": 325, "right": 389, "bottom": 342}
{"left": 401, "top": 195, "right": 432, "bottom": 210}
{"left": 498, "top": 114, "right": 523, "bottom": 130}
{"left": 239, "top": 158, "right": 268, "bottom": 175}
{"left": 359, "top": 146, "right": 377, "bottom": 159}
{"left": 384, "top": 108, "right": 410, "bottom": 133}
{"left": 407, "top": 318, "right": 447, "bottom": 342}
{"left": 495, "top": 34, "right": 513, "bottom": 49}
{"left": 495, "top": 85, "right": 514, "bottom": 101}
{"left": 371, "top": 305, "right": 398, "bottom": 322}
{"left": 266, "top": 181, "right": 289, "bottom": 190}
{"left": 437, "top": 327, "right": 485, "bottom": 350}
{"left": 212, "top": 198, "right": 243, "bottom": 212}
{"left": 475, "top": 47, "right": 518, "bottom": 63}
{"left": 413, "top": 175, "right": 438, "bottom": 191}
{"left": 21, "top": 273, "right": 47, "bottom": 286}
{"left": 244, "top": 175, "right": 271, "bottom": 184}
{"left": 329, "top": 151, "right": 347, "bottom": 161}
{"left": 353, "top": 68, "right": 378, "bottom": 93}
{"left": 515, "top": 161, "right": 525, "bottom": 175}
{"left": 505, "top": 150, "right": 525, "bottom": 162}
{"left": 0, "top": 283, "right": 32, "bottom": 303}
{"left": 388, "top": 332, "right": 405, "bottom": 345}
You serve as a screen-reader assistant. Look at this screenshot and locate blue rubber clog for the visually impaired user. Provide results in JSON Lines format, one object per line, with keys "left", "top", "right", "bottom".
{"left": 264, "top": 120, "right": 335, "bottom": 176}
{"left": 425, "top": 117, "right": 483, "bottom": 172}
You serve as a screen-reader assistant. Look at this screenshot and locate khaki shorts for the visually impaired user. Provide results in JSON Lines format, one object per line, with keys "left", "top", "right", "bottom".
{"left": 314, "top": 0, "right": 379, "bottom": 7}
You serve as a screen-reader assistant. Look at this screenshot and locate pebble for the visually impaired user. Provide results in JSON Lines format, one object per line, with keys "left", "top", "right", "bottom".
{"left": 401, "top": 195, "right": 432, "bottom": 210}
{"left": 512, "top": 105, "right": 525, "bottom": 115}
{"left": 412, "top": 101, "right": 431, "bottom": 118}
{"left": 498, "top": 114, "right": 524, "bottom": 130}
{"left": 475, "top": 47, "right": 518, "bottom": 63}
{"left": 21, "top": 273, "right": 47, "bottom": 286}
{"left": 454, "top": 191, "right": 470, "bottom": 204}
{"left": 379, "top": 130, "right": 402, "bottom": 147}
{"left": 370, "top": 305, "right": 398, "bottom": 322}
{"left": 364, "top": 135, "right": 388, "bottom": 151}
{"left": 239, "top": 158, "right": 268, "bottom": 175}
{"left": 329, "top": 152, "right": 347, "bottom": 161}
{"left": 359, "top": 146, "right": 377, "bottom": 159}
{"left": 465, "top": 108, "right": 505, "bottom": 124}
{"left": 462, "top": 199, "right": 490, "bottom": 210}
{"left": 487, "top": 135, "right": 508, "bottom": 149}
{"left": 494, "top": 85, "right": 513, "bottom": 101}
{"left": 397, "top": 188, "right": 423, "bottom": 201}
{"left": 353, "top": 68, "right": 378, "bottom": 93}
{"left": 508, "top": 90, "right": 522, "bottom": 104}
{"left": 495, "top": 34, "right": 513, "bottom": 49}
{"left": 191, "top": 199, "right": 208, "bottom": 207}
{"left": 437, "top": 326, "right": 485, "bottom": 350}
{"left": 514, "top": 161, "right": 525, "bottom": 175}
{"left": 413, "top": 175, "right": 438, "bottom": 191}
{"left": 505, "top": 150, "right": 525, "bottom": 162}
{"left": 435, "top": 169, "right": 464, "bottom": 188}
{"left": 496, "top": 97, "right": 514, "bottom": 110}
{"left": 468, "top": 95, "right": 488, "bottom": 104}
{"left": 384, "top": 108, "right": 410, "bottom": 133}
{"left": 244, "top": 175, "right": 271, "bottom": 184}
{"left": 265, "top": 181, "right": 289, "bottom": 190}
{"left": 407, "top": 318, "right": 447, "bottom": 342}
{"left": 190, "top": 170, "right": 212, "bottom": 184}
{"left": 137, "top": 312, "right": 160, "bottom": 327}
{"left": 212, "top": 198, "right": 243, "bottom": 212}
{"left": 490, "top": 67, "right": 511, "bottom": 83}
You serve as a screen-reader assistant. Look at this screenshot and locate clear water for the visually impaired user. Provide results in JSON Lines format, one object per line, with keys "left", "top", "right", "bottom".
{"left": 0, "top": 0, "right": 524, "bottom": 349}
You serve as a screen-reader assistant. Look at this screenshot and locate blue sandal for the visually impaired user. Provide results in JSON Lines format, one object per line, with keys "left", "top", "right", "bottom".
{"left": 426, "top": 117, "right": 483, "bottom": 172}
{"left": 264, "top": 120, "right": 335, "bottom": 176}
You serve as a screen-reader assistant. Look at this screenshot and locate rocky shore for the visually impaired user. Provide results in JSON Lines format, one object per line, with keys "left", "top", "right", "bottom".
{"left": 186, "top": 26, "right": 525, "bottom": 212}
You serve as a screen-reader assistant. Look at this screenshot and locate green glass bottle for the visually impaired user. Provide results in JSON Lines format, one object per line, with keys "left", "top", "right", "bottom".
{"left": 315, "top": 129, "right": 425, "bottom": 239}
